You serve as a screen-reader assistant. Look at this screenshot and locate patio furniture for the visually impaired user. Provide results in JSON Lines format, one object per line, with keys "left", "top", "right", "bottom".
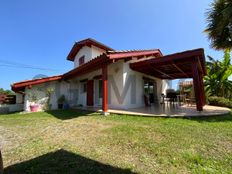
{"left": 176, "top": 94, "right": 186, "bottom": 106}
{"left": 165, "top": 89, "right": 177, "bottom": 105}
{"left": 184, "top": 85, "right": 196, "bottom": 106}
{"left": 186, "top": 97, "right": 196, "bottom": 106}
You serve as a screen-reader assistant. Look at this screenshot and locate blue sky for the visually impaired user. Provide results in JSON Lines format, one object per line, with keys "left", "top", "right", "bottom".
{"left": 0, "top": 0, "right": 224, "bottom": 90}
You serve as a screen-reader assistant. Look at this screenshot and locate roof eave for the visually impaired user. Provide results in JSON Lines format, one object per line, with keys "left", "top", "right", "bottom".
{"left": 66, "top": 38, "right": 114, "bottom": 61}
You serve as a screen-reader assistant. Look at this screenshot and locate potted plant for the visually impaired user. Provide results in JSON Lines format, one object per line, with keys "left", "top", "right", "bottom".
{"left": 29, "top": 92, "right": 39, "bottom": 112}
{"left": 57, "top": 95, "right": 65, "bottom": 109}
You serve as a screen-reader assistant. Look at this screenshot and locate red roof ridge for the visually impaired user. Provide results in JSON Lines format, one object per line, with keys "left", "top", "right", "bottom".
{"left": 107, "top": 48, "right": 160, "bottom": 54}
{"left": 75, "top": 38, "right": 114, "bottom": 51}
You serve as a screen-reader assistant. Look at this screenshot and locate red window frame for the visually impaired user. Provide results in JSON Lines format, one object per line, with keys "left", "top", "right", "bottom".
{"left": 79, "top": 56, "right": 85, "bottom": 66}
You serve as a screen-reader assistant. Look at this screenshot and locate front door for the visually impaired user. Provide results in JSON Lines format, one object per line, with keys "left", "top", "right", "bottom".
{"left": 87, "top": 80, "right": 94, "bottom": 106}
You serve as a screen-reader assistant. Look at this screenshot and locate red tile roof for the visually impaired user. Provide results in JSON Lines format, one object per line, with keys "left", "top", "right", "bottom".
{"left": 67, "top": 38, "right": 114, "bottom": 61}
{"left": 107, "top": 49, "right": 162, "bottom": 59}
{"left": 12, "top": 75, "right": 62, "bottom": 92}
{"left": 63, "top": 53, "right": 109, "bottom": 79}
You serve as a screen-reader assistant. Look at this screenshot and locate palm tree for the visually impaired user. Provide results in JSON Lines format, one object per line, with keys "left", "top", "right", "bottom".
{"left": 205, "top": 0, "right": 232, "bottom": 50}
{"left": 204, "top": 50, "right": 232, "bottom": 99}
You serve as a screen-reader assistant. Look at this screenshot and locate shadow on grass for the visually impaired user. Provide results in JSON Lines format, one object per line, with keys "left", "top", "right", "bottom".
{"left": 45, "top": 109, "right": 97, "bottom": 120}
{"left": 4, "top": 149, "right": 137, "bottom": 174}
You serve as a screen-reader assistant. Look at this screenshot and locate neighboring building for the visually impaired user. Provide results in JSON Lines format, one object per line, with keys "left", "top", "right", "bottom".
{"left": 12, "top": 38, "right": 206, "bottom": 113}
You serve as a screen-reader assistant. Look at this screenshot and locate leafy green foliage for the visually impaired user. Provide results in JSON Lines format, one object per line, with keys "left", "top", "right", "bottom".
{"left": 208, "top": 96, "right": 232, "bottom": 108}
{"left": 204, "top": 50, "right": 232, "bottom": 99}
{"left": 0, "top": 88, "right": 14, "bottom": 95}
{"left": 205, "top": 0, "right": 232, "bottom": 50}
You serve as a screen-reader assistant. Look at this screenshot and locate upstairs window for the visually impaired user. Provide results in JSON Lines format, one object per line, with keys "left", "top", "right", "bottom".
{"left": 79, "top": 56, "right": 85, "bottom": 66}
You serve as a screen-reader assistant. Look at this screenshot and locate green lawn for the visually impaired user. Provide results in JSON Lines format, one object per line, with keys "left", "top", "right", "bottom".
{"left": 0, "top": 110, "right": 232, "bottom": 174}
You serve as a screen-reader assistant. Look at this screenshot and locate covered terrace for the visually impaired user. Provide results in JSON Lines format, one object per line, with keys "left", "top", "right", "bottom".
{"left": 130, "top": 48, "right": 206, "bottom": 111}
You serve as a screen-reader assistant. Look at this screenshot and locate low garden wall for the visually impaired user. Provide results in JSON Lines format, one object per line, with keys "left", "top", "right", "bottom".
{"left": 0, "top": 104, "right": 24, "bottom": 114}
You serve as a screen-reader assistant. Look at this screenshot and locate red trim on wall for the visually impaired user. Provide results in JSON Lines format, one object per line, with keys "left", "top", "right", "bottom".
{"left": 87, "top": 80, "right": 94, "bottom": 106}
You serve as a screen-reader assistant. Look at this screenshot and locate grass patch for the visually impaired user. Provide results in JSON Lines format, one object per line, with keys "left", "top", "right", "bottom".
{"left": 0, "top": 110, "right": 232, "bottom": 173}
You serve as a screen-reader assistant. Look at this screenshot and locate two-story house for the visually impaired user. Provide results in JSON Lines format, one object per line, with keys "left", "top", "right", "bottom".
{"left": 12, "top": 38, "right": 206, "bottom": 114}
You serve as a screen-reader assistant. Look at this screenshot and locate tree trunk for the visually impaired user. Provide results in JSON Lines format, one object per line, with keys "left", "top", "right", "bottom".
{"left": 0, "top": 150, "right": 3, "bottom": 174}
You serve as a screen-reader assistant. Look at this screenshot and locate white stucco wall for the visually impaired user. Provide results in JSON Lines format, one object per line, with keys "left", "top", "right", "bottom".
{"left": 16, "top": 93, "right": 23, "bottom": 104}
{"left": 91, "top": 45, "right": 106, "bottom": 59}
{"left": 107, "top": 61, "right": 169, "bottom": 109}
{"left": 24, "top": 81, "right": 72, "bottom": 111}
{"left": 108, "top": 61, "right": 124, "bottom": 109}
{"left": 74, "top": 46, "right": 92, "bottom": 68}
{"left": 73, "top": 46, "right": 106, "bottom": 68}
{"left": 70, "top": 69, "right": 102, "bottom": 107}
{"left": 161, "top": 80, "right": 171, "bottom": 95}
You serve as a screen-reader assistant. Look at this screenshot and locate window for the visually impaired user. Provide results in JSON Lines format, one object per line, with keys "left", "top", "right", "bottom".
{"left": 99, "top": 80, "right": 102, "bottom": 98}
{"left": 81, "top": 83, "right": 87, "bottom": 93}
{"left": 79, "top": 56, "right": 85, "bottom": 66}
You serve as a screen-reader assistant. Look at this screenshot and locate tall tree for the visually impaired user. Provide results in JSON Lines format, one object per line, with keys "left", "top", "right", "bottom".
{"left": 205, "top": 0, "right": 232, "bottom": 50}
{"left": 204, "top": 50, "right": 232, "bottom": 99}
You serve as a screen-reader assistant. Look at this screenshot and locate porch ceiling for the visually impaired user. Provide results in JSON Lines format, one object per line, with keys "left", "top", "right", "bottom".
{"left": 130, "top": 48, "right": 206, "bottom": 79}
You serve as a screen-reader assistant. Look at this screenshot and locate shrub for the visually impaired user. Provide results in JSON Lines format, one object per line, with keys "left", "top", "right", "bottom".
{"left": 208, "top": 96, "right": 232, "bottom": 108}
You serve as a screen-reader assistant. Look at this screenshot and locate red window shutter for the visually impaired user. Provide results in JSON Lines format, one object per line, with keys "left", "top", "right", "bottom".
{"left": 79, "top": 56, "right": 85, "bottom": 65}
